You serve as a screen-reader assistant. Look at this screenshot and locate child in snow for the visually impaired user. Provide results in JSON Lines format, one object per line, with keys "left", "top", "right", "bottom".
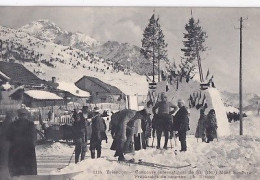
{"left": 205, "top": 109, "right": 218, "bottom": 143}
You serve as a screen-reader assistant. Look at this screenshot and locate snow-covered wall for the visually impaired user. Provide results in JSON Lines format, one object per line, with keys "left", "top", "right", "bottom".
{"left": 206, "top": 88, "right": 230, "bottom": 136}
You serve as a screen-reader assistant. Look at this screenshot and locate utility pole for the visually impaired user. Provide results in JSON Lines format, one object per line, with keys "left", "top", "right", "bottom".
{"left": 239, "top": 17, "right": 246, "bottom": 135}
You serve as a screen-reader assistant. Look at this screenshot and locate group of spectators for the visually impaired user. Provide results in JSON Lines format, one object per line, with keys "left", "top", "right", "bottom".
{"left": 0, "top": 92, "right": 219, "bottom": 178}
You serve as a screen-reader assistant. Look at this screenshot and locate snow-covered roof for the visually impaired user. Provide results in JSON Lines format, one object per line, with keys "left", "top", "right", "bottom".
{"left": 57, "top": 81, "right": 90, "bottom": 98}
{"left": 24, "top": 90, "right": 63, "bottom": 100}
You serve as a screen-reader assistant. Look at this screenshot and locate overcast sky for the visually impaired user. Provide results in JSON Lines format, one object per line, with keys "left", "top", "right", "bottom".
{"left": 0, "top": 7, "right": 259, "bottom": 94}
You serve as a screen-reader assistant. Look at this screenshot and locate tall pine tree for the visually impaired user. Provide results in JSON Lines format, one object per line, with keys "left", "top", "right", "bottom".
{"left": 141, "top": 13, "right": 168, "bottom": 82}
{"left": 156, "top": 16, "right": 168, "bottom": 82}
{"left": 181, "top": 17, "right": 207, "bottom": 82}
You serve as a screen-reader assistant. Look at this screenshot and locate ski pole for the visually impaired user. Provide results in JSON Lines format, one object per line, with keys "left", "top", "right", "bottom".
{"left": 170, "top": 136, "right": 173, "bottom": 149}
{"left": 68, "top": 149, "right": 75, "bottom": 166}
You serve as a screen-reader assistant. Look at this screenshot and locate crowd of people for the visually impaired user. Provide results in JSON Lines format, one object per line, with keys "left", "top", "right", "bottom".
{"left": 0, "top": 92, "right": 219, "bottom": 177}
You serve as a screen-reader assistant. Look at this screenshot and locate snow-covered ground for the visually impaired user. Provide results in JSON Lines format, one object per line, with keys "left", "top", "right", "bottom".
{"left": 36, "top": 114, "right": 260, "bottom": 180}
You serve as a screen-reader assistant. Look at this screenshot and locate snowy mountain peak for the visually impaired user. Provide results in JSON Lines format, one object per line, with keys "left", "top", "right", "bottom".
{"left": 20, "top": 19, "right": 99, "bottom": 48}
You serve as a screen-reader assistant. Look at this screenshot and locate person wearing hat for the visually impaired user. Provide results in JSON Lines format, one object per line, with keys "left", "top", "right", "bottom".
{"left": 152, "top": 92, "right": 178, "bottom": 149}
{"left": 89, "top": 107, "right": 107, "bottom": 159}
{"left": 174, "top": 99, "right": 190, "bottom": 152}
{"left": 72, "top": 111, "right": 87, "bottom": 163}
{"left": 6, "top": 108, "right": 37, "bottom": 176}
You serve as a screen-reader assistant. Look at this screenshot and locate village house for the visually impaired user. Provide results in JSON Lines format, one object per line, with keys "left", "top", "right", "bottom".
{"left": 75, "top": 76, "right": 125, "bottom": 104}
{"left": 0, "top": 61, "right": 46, "bottom": 88}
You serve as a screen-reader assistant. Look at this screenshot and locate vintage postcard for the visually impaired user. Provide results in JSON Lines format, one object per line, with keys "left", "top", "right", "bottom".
{"left": 0, "top": 6, "right": 259, "bottom": 180}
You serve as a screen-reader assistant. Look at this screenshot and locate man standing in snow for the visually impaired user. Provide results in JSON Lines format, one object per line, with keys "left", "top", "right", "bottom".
{"left": 6, "top": 108, "right": 37, "bottom": 176}
{"left": 90, "top": 107, "right": 107, "bottom": 159}
{"left": 72, "top": 112, "right": 87, "bottom": 163}
{"left": 152, "top": 93, "right": 178, "bottom": 149}
{"left": 174, "top": 100, "right": 190, "bottom": 152}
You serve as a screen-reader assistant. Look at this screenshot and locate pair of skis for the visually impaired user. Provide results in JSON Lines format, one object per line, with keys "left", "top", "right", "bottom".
{"left": 107, "top": 158, "right": 192, "bottom": 169}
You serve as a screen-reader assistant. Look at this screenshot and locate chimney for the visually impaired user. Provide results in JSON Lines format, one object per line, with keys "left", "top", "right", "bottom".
{"left": 52, "top": 77, "right": 56, "bottom": 83}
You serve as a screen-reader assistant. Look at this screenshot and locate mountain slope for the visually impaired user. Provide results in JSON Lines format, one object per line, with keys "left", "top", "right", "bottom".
{"left": 20, "top": 19, "right": 154, "bottom": 75}
{"left": 91, "top": 41, "right": 154, "bottom": 75}
{"left": 0, "top": 25, "right": 148, "bottom": 95}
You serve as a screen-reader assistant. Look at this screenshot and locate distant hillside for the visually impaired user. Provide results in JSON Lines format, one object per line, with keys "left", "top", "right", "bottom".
{"left": 221, "top": 90, "right": 260, "bottom": 111}
{"left": 20, "top": 19, "right": 154, "bottom": 75}
{"left": 91, "top": 41, "right": 154, "bottom": 75}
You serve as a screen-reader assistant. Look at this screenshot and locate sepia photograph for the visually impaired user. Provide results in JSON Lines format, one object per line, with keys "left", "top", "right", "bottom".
{"left": 0, "top": 5, "right": 259, "bottom": 180}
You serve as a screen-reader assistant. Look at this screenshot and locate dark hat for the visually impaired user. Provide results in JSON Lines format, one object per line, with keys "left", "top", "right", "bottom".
{"left": 17, "top": 108, "right": 29, "bottom": 117}
{"left": 82, "top": 106, "right": 89, "bottom": 111}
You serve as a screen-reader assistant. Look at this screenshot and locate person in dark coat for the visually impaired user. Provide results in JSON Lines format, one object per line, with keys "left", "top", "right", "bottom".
{"left": 142, "top": 114, "right": 152, "bottom": 148}
{"left": 110, "top": 109, "right": 149, "bottom": 161}
{"left": 195, "top": 108, "right": 207, "bottom": 142}
{"left": 205, "top": 109, "right": 218, "bottom": 143}
{"left": 110, "top": 109, "right": 135, "bottom": 161}
{"left": 174, "top": 100, "right": 190, "bottom": 152}
{"left": 0, "top": 110, "right": 17, "bottom": 179}
{"left": 72, "top": 112, "right": 87, "bottom": 164}
{"left": 6, "top": 108, "right": 37, "bottom": 177}
{"left": 90, "top": 108, "right": 107, "bottom": 159}
{"left": 152, "top": 93, "right": 177, "bottom": 149}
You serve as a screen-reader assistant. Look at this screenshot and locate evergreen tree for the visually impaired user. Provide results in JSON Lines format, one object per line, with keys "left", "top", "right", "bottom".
{"left": 181, "top": 17, "right": 207, "bottom": 82}
{"left": 156, "top": 16, "right": 168, "bottom": 82}
{"left": 141, "top": 14, "right": 168, "bottom": 82}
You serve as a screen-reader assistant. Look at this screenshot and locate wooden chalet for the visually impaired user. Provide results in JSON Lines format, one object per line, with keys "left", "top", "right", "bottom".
{"left": 75, "top": 76, "right": 125, "bottom": 103}
{"left": 0, "top": 61, "right": 46, "bottom": 88}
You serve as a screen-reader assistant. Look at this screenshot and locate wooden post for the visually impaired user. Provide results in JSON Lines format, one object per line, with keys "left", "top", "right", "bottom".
{"left": 239, "top": 17, "right": 243, "bottom": 135}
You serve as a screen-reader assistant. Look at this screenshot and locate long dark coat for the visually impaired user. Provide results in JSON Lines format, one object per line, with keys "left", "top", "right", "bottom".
{"left": 205, "top": 113, "right": 218, "bottom": 139}
{"left": 0, "top": 110, "right": 17, "bottom": 179}
{"left": 195, "top": 114, "right": 207, "bottom": 138}
{"left": 174, "top": 106, "right": 190, "bottom": 133}
{"left": 6, "top": 118, "right": 37, "bottom": 176}
{"left": 90, "top": 114, "right": 107, "bottom": 143}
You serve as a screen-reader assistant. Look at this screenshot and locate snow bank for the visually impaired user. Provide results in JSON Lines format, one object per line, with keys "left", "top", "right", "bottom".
{"left": 36, "top": 142, "right": 74, "bottom": 156}
{"left": 53, "top": 135, "right": 259, "bottom": 180}
{"left": 207, "top": 88, "right": 230, "bottom": 136}
{"left": 229, "top": 115, "right": 260, "bottom": 137}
